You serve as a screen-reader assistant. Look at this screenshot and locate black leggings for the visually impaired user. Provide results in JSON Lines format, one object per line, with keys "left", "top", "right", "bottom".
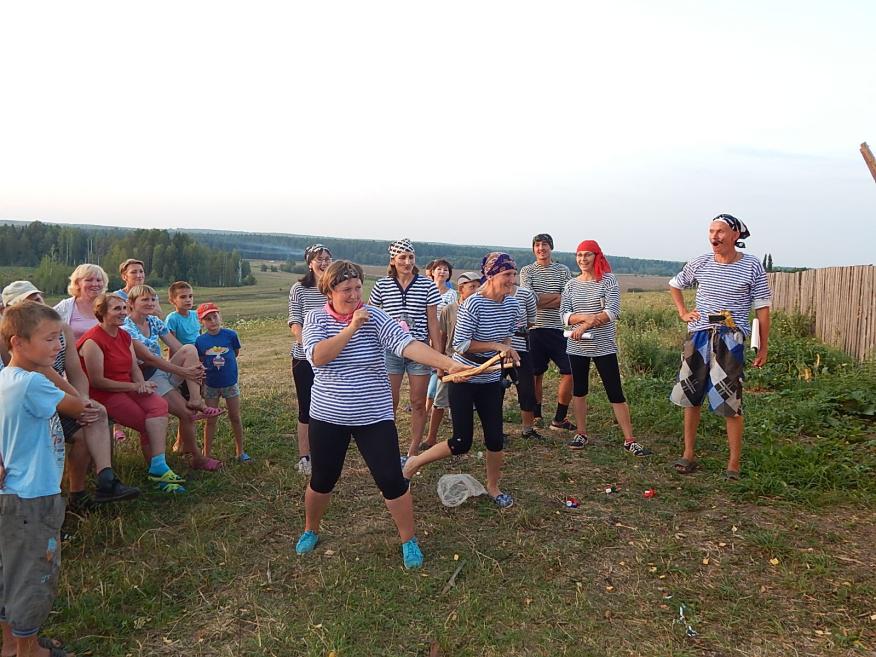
{"left": 569, "top": 353, "right": 626, "bottom": 403}
{"left": 309, "top": 419, "right": 409, "bottom": 500}
{"left": 448, "top": 381, "right": 505, "bottom": 454}
{"left": 513, "top": 351, "right": 536, "bottom": 412}
{"left": 291, "top": 358, "right": 314, "bottom": 424}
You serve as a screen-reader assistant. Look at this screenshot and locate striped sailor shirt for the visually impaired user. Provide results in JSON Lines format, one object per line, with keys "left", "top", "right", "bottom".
{"left": 669, "top": 253, "right": 772, "bottom": 337}
{"left": 303, "top": 304, "right": 414, "bottom": 425}
{"left": 512, "top": 286, "right": 537, "bottom": 353}
{"left": 451, "top": 293, "right": 519, "bottom": 384}
{"left": 369, "top": 275, "right": 441, "bottom": 343}
{"left": 519, "top": 261, "right": 573, "bottom": 329}
{"left": 288, "top": 282, "right": 328, "bottom": 359}
{"left": 560, "top": 274, "right": 621, "bottom": 358}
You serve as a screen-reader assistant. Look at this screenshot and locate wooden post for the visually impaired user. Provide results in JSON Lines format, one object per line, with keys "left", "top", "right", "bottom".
{"left": 861, "top": 142, "right": 876, "bottom": 184}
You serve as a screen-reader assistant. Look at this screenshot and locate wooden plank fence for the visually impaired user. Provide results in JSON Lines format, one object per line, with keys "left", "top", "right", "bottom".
{"left": 767, "top": 265, "right": 875, "bottom": 361}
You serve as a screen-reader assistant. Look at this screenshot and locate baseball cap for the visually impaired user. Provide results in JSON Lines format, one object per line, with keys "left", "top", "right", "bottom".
{"left": 196, "top": 302, "right": 221, "bottom": 320}
{"left": 457, "top": 272, "right": 481, "bottom": 285}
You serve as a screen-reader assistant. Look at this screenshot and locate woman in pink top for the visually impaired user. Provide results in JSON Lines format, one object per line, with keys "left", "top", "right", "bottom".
{"left": 53, "top": 263, "right": 109, "bottom": 340}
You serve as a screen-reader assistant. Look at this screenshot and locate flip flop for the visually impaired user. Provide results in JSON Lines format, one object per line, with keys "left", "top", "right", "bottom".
{"left": 191, "top": 457, "right": 223, "bottom": 471}
{"left": 723, "top": 469, "right": 741, "bottom": 481}
{"left": 190, "top": 407, "right": 226, "bottom": 421}
{"left": 672, "top": 458, "right": 698, "bottom": 475}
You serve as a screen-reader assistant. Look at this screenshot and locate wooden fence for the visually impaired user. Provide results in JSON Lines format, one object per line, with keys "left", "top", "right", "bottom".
{"left": 767, "top": 265, "right": 875, "bottom": 361}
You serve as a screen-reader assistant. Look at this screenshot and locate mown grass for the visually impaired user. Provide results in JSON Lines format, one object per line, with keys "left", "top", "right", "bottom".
{"left": 51, "top": 286, "right": 876, "bottom": 656}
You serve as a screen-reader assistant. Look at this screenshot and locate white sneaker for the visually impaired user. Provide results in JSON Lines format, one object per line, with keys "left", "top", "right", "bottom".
{"left": 296, "top": 456, "right": 312, "bottom": 476}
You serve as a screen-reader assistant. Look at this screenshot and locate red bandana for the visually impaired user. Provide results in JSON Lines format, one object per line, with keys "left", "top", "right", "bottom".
{"left": 576, "top": 240, "right": 612, "bottom": 281}
{"left": 323, "top": 301, "right": 363, "bottom": 324}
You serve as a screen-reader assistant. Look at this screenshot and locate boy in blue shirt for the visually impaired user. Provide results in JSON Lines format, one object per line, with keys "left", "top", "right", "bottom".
{"left": 164, "top": 281, "right": 200, "bottom": 346}
{"left": 195, "top": 303, "right": 249, "bottom": 463}
{"left": 0, "top": 302, "right": 86, "bottom": 657}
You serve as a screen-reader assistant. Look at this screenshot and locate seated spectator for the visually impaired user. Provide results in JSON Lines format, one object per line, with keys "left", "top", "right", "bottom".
{"left": 53, "top": 263, "right": 109, "bottom": 340}
{"left": 77, "top": 294, "right": 185, "bottom": 493}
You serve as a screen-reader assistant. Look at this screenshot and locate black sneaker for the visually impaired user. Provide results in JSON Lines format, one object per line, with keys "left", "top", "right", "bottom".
{"left": 550, "top": 418, "right": 576, "bottom": 432}
{"left": 567, "top": 433, "right": 590, "bottom": 449}
{"left": 94, "top": 478, "right": 141, "bottom": 504}
{"left": 521, "top": 427, "right": 544, "bottom": 440}
{"left": 623, "top": 440, "right": 652, "bottom": 457}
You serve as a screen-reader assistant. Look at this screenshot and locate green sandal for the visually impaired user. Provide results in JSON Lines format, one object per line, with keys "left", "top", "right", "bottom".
{"left": 148, "top": 469, "right": 186, "bottom": 485}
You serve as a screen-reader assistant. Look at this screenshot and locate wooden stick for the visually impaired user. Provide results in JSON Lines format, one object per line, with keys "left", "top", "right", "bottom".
{"left": 442, "top": 356, "right": 515, "bottom": 383}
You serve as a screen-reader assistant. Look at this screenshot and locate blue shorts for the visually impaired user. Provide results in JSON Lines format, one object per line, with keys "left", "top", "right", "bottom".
{"left": 385, "top": 348, "right": 431, "bottom": 377}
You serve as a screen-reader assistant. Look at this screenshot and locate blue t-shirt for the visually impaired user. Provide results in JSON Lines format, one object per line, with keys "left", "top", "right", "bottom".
{"left": 165, "top": 310, "right": 201, "bottom": 345}
{"left": 0, "top": 367, "right": 66, "bottom": 498}
{"left": 196, "top": 328, "right": 241, "bottom": 388}
{"left": 122, "top": 315, "right": 169, "bottom": 360}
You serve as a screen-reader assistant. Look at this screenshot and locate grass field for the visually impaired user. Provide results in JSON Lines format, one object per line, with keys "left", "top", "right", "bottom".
{"left": 39, "top": 269, "right": 876, "bottom": 656}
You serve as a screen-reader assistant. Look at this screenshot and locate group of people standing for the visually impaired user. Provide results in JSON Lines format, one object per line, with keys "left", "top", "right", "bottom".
{"left": 286, "top": 214, "right": 771, "bottom": 571}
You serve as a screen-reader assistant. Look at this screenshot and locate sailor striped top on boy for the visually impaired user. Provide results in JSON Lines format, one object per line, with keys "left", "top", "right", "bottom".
{"left": 519, "top": 261, "right": 573, "bottom": 329}
{"left": 560, "top": 274, "right": 621, "bottom": 358}
{"left": 303, "top": 304, "right": 414, "bottom": 425}
{"left": 288, "top": 282, "right": 328, "bottom": 359}
{"left": 451, "top": 293, "right": 519, "bottom": 384}
{"left": 512, "top": 286, "right": 537, "bottom": 353}
{"left": 369, "top": 275, "right": 441, "bottom": 343}
{"left": 669, "top": 253, "right": 771, "bottom": 337}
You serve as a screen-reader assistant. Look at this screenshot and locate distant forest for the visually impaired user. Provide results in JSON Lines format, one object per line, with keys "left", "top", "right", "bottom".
{"left": 186, "top": 229, "right": 686, "bottom": 276}
{"left": 0, "top": 222, "right": 253, "bottom": 294}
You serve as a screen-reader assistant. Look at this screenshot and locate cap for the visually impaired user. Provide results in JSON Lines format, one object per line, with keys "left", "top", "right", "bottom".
{"left": 196, "top": 302, "right": 221, "bottom": 320}
{"left": 2, "top": 280, "right": 43, "bottom": 307}
{"left": 457, "top": 271, "right": 481, "bottom": 284}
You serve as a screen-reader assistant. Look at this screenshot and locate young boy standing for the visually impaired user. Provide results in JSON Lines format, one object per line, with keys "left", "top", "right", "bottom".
{"left": 195, "top": 303, "right": 249, "bottom": 462}
{"left": 1, "top": 302, "right": 86, "bottom": 657}
{"left": 164, "top": 281, "right": 200, "bottom": 346}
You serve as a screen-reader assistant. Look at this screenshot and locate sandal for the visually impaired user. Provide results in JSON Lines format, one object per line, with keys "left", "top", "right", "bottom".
{"left": 723, "top": 469, "right": 740, "bottom": 481}
{"left": 156, "top": 481, "right": 187, "bottom": 494}
{"left": 673, "top": 458, "right": 698, "bottom": 475}
{"left": 191, "top": 457, "right": 223, "bottom": 471}
{"left": 113, "top": 428, "right": 126, "bottom": 441}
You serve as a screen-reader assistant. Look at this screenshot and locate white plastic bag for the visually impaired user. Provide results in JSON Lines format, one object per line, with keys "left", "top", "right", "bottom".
{"left": 437, "top": 474, "right": 487, "bottom": 507}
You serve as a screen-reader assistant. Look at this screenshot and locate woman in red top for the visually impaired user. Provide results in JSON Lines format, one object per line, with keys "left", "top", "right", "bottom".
{"left": 77, "top": 294, "right": 185, "bottom": 493}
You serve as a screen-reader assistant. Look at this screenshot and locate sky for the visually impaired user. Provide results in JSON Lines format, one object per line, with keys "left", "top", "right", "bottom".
{"left": 1, "top": 0, "right": 874, "bottom": 268}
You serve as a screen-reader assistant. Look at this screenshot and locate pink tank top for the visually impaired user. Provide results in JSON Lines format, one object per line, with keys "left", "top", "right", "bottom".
{"left": 69, "top": 300, "right": 99, "bottom": 340}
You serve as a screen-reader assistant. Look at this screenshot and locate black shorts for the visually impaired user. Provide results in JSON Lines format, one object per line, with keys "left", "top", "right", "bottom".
{"left": 59, "top": 414, "right": 82, "bottom": 443}
{"left": 529, "top": 328, "right": 572, "bottom": 376}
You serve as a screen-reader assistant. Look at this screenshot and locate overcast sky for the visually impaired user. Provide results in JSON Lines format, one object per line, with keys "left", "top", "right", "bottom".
{"left": 1, "top": 1, "right": 874, "bottom": 268}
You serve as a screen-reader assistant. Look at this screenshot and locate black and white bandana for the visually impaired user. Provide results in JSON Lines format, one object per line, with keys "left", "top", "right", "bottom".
{"left": 304, "top": 244, "right": 331, "bottom": 264}
{"left": 388, "top": 238, "right": 415, "bottom": 258}
{"left": 713, "top": 214, "right": 750, "bottom": 248}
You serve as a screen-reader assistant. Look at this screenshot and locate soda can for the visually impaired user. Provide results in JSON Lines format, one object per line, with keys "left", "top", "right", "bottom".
{"left": 563, "top": 496, "right": 579, "bottom": 509}
{"left": 643, "top": 488, "right": 656, "bottom": 499}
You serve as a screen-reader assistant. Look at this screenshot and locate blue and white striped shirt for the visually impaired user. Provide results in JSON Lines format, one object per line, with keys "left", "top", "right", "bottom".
{"left": 520, "top": 261, "right": 573, "bottom": 329}
{"left": 451, "top": 293, "right": 519, "bottom": 384}
{"left": 561, "top": 274, "right": 621, "bottom": 357}
{"left": 303, "top": 305, "right": 414, "bottom": 425}
{"left": 369, "top": 275, "right": 441, "bottom": 343}
{"left": 512, "top": 286, "right": 537, "bottom": 353}
{"left": 669, "top": 253, "right": 771, "bottom": 337}
{"left": 288, "top": 282, "right": 327, "bottom": 359}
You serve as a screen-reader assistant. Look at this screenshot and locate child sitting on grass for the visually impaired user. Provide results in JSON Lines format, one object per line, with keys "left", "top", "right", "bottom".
{"left": 164, "top": 281, "right": 200, "bottom": 346}
{"left": 1, "top": 302, "right": 86, "bottom": 657}
{"left": 195, "top": 303, "right": 249, "bottom": 463}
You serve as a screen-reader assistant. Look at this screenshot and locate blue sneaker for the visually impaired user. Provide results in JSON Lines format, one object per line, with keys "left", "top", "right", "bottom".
{"left": 493, "top": 492, "right": 514, "bottom": 509}
{"left": 296, "top": 530, "right": 319, "bottom": 555}
{"left": 401, "top": 537, "right": 423, "bottom": 569}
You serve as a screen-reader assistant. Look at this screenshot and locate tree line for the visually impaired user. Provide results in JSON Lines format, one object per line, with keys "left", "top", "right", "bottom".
{"left": 186, "top": 229, "right": 686, "bottom": 276}
{"left": 0, "top": 222, "right": 254, "bottom": 294}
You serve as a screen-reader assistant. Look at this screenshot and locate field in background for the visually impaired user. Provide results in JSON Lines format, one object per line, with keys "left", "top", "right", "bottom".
{"left": 20, "top": 269, "right": 876, "bottom": 656}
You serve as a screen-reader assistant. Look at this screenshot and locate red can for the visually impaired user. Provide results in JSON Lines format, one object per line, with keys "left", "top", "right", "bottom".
{"left": 563, "top": 496, "right": 580, "bottom": 508}
{"left": 643, "top": 488, "right": 656, "bottom": 499}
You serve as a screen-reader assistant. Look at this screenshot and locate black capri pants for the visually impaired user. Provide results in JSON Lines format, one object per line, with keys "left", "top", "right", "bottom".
{"left": 309, "top": 418, "right": 409, "bottom": 500}
{"left": 569, "top": 353, "right": 626, "bottom": 403}
{"left": 513, "top": 350, "right": 537, "bottom": 412}
{"left": 291, "top": 358, "right": 315, "bottom": 424}
{"left": 448, "top": 381, "right": 505, "bottom": 454}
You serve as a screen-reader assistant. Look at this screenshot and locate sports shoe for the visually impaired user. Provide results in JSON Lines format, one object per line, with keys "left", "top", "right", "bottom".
{"left": 493, "top": 492, "right": 514, "bottom": 509}
{"left": 521, "top": 427, "right": 544, "bottom": 440}
{"left": 94, "top": 477, "right": 141, "bottom": 503}
{"left": 296, "top": 530, "right": 319, "bottom": 554}
{"left": 623, "top": 440, "right": 652, "bottom": 457}
{"left": 296, "top": 456, "right": 312, "bottom": 476}
{"left": 550, "top": 418, "right": 576, "bottom": 431}
{"left": 401, "top": 537, "right": 423, "bottom": 569}
{"left": 568, "top": 433, "right": 589, "bottom": 449}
